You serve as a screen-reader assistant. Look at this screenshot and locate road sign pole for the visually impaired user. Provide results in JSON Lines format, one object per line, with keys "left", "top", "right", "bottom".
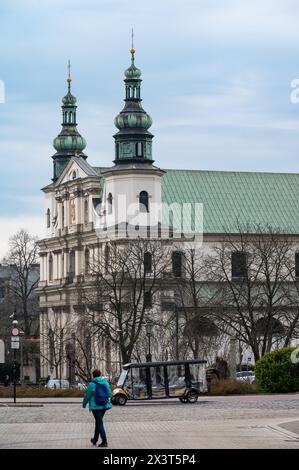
{"left": 13, "top": 348, "right": 17, "bottom": 404}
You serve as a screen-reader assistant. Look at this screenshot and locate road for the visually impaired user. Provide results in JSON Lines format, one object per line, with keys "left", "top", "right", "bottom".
{"left": 0, "top": 394, "right": 299, "bottom": 449}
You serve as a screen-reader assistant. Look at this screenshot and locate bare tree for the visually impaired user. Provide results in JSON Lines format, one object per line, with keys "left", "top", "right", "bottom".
{"left": 174, "top": 249, "right": 219, "bottom": 360}
{"left": 84, "top": 237, "right": 171, "bottom": 365}
{"left": 40, "top": 311, "right": 70, "bottom": 383}
{"left": 207, "top": 225, "right": 299, "bottom": 361}
{"left": 3, "top": 230, "right": 39, "bottom": 336}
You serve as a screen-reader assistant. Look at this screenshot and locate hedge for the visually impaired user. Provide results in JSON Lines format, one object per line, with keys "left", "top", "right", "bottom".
{"left": 255, "top": 347, "right": 299, "bottom": 393}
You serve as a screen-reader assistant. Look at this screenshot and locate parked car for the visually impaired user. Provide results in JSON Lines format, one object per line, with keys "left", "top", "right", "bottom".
{"left": 75, "top": 382, "right": 87, "bottom": 390}
{"left": 45, "top": 379, "right": 70, "bottom": 389}
{"left": 236, "top": 371, "right": 255, "bottom": 384}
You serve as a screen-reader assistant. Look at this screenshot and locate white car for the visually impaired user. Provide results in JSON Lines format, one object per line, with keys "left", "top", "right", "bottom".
{"left": 236, "top": 371, "right": 255, "bottom": 384}
{"left": 45, "top": 379, "right": 70, "bottom": 389}
{"left": 76, "top": 382, "right": 87, "bottom": 390}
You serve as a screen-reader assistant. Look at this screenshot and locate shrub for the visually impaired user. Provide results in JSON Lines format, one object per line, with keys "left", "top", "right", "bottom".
{"left": 255, "top": 347, "right": 299, "bottom": 393}
{"left": 0, "top": 386, "right": 84, "bottom": 398}
{"left": 209, "top": 379, "right": 260, "bottom": 396}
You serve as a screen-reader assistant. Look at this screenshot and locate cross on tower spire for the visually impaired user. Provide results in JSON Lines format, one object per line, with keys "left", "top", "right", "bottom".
{"left": 130, "top": 28, "right": 135, "bottom": 62}
{"left": 67, "top": 60, "right": 72, "bottom": 92}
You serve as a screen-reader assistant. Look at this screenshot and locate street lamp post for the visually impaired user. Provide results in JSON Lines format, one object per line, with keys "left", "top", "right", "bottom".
{"left": 145, "top": 319, "right": 154, "bottom": 362}
{"left": 116, "top": 329, "right": 122, "bottom": 373}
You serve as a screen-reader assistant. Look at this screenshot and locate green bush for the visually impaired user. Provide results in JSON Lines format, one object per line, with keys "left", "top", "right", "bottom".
{"left": 255, "top": 347, "right": 299, "bottom": 393}
{"left": 209, "top": 379, "right": 260, "bottom": 396}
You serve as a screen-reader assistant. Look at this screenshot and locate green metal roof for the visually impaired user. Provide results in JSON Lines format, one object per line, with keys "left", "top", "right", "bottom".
{"left": 92, "top": 165, "right": 299, "bottom": 235}
{"left": 161, "top": 170, "right": 299, "bottom": 235}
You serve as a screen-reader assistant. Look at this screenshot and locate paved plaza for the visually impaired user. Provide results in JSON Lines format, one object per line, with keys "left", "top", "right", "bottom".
{"left": 0, "top": 394, "right": 299, "bottom": 449}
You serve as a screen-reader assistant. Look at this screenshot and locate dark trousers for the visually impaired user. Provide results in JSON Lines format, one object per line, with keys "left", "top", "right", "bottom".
{"left": 92, "top": 409, "right": 107, "bottom": 443}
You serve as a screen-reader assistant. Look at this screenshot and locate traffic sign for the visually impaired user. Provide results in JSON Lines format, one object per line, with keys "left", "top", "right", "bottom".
{"left": 11, "top": 341, "right": 20, "bottom": 349}
{"left": 11, "top": 337, "right": 20, "bottom": 343}
{"left": 12, "top": 328, "right": 19, "bottom": 337}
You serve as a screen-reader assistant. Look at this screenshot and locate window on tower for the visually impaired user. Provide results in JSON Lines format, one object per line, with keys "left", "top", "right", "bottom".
{"left": 136, "top": 142, "right": 143, "bottom": 158}
{"left": 139, "top": 191, "right": 149, "bottom": 212}
{"left": 107, "top": 193, "right": 113, "bottom": 215}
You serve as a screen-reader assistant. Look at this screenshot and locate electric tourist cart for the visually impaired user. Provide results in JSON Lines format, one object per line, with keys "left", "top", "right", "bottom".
{"left": 111, "top": 359, "right": 208, "bottom": 405}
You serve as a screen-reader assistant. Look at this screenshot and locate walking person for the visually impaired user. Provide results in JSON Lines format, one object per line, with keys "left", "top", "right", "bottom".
{"left": 83, "top": 370, "right": 113, "bottom": 447}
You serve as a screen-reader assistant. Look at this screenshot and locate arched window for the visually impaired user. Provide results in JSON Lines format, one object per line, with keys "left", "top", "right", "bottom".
{"left": 104, "top": 244, "right": 110, "bottom": 273}
{"left": 139, "top": 191, "right": 149, "bottom": 213}
{"left": 62, "top": 205, "right": 65, "bottom": 228}
{"left": 172, "top": 251, "right": 183, "bottom": 278}
{"left": 144, "top": 291, "right": 152, "bottom": 308}
{"left": 169, "top": 210, "right": 174, "bottom": 238}
{"left": 72, "top": 170, "right": 77, "bottom": 180}
{"left": 116, "top": 143, "right": 120, "bottom": 159}
{"left": 69, "top": 250, "right": 76, "bottom": 280}
{"left": 47, "top": 209, "right": 51, "bottom": 228}
{"left": 107, "top": 193, "right": 113, "bottom": 215}
{"left": 49, "top": 254, "right": 53, "bottom": 282}
{"left": 85, "top": 249, "right": 90, "bottom": 274}
{"left": 84, "top": 199, "right": 89, "bottom": 224}
{"left": 232, "top": 252, "right": 247, "bottom": 279}
{"left": 144, "top": 252, "right": 152, "bottom": 273}
{"left": 61, "top": 253, "right": 64, "bottom": 278}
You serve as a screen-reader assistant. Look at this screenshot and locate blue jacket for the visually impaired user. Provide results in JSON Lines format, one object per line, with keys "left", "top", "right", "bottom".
{"left": 82, "top": 376, "right": 113, "bottom": 411}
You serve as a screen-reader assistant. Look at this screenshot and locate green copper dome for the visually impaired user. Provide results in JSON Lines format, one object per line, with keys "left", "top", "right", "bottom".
{"left": 114, "top": 109, "right": 152, "bottom": 130}
{"left": 124, "top": 48, "right": 142, "bottom": 79}
{"left": 53, "top": 131, "right": 86, "bottom": 152}
{"left": 62, "top": 90, "right": 77, "bottom": 106}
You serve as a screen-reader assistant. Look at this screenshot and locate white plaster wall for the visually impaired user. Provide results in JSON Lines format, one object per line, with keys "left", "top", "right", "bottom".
{"left": 103, "top": 172, "right": 162, "bottom": 228}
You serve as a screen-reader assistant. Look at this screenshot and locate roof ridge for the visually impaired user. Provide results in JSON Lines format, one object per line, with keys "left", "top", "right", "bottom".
{"left": 163, "top": 168, "right": 299, "bottom": 176}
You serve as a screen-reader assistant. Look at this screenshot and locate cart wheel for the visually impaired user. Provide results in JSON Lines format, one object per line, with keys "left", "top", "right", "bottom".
{"left": 179, "top": 396, "right": 188, "bottom": 403}
{"left": 111, "top": 397, "right": 118, "bottom": 406}
{"left": 116, "top": 394, "right": 127, "bottom": 406}
{"left": 186, "top": 390, "right": 198, "bottom": 403}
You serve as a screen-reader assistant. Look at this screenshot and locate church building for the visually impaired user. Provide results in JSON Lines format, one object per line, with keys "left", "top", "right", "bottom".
{"left": 37, "top": 48, "right": 299, "bottom": 381}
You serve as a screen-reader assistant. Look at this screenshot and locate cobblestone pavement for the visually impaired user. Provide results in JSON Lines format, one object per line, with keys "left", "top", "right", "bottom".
{"left": 0, "top": 394, "right": 299, "bottom": 449}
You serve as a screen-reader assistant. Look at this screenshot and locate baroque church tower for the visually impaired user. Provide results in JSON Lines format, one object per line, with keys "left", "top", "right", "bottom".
{"left": 102, "top": 47, "right": 164, "bottom": 232}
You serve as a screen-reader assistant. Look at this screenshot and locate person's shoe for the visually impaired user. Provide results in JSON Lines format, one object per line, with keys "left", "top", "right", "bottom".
{"left": 90, "top": 438, "right": 97, "bottom": 446}
{"left": 98, "top": 441, "right": 108, "bottom": 447}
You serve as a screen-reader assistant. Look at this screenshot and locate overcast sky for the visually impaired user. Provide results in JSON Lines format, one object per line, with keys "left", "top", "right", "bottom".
{"left": 1, "top": 0, "right": 299, "bottom": 258}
